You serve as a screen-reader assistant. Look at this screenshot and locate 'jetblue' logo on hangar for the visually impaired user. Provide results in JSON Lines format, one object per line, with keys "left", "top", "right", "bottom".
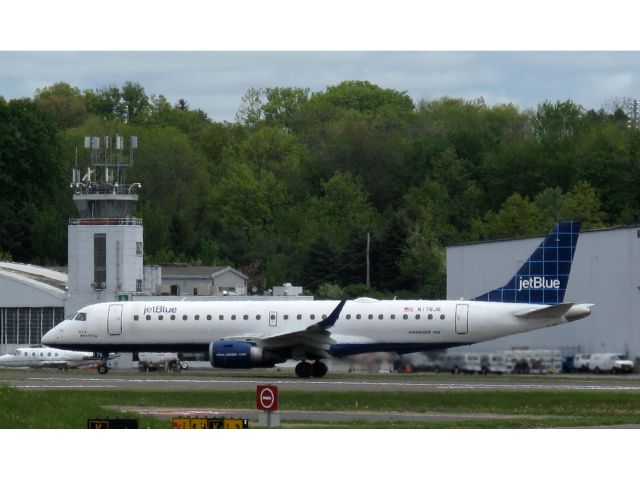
{"left": 518, "top": 276, "right": 561, "bottom": 291}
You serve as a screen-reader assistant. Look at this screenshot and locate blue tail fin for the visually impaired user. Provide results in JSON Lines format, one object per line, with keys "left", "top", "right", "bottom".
{"left": 472, "top": 221, "right": 581, "bottom": 305}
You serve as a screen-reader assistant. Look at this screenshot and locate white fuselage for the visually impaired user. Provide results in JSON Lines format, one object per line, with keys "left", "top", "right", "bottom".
{"left": 0, "top": 347, "right": 95, "bottom": 369}
{"left": 42, "top": 298, "right": 575, "bottom": 356}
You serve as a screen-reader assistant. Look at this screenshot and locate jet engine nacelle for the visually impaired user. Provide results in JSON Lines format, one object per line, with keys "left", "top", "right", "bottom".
{"left": 209, "top": 340, "right": 281, "bottom": 369}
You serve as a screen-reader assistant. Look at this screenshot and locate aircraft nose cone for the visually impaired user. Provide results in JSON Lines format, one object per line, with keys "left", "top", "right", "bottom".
{"left": 41, "top": 327, "right": 59, "bottom": 345}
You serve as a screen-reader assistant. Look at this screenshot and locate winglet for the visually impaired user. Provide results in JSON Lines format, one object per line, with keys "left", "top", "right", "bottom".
{"left": 309, "top": 299, "right": 347, "bottom": 331}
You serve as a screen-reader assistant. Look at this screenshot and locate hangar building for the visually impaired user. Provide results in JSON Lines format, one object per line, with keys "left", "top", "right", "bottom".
{"left": 0, "top": 262, "right": 67, "bottom": 354}
{"left": 447, "top": 224, "right": 640, "bottom": 358}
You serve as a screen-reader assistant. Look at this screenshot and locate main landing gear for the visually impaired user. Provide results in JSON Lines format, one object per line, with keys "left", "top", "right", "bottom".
{"left": 295, "top": 361, "right": 328, "bottom": 378}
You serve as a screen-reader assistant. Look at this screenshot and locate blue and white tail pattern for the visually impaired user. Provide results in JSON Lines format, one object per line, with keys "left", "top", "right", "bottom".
{"left": 473, "top": 221, "right": 581, "bottom": 305}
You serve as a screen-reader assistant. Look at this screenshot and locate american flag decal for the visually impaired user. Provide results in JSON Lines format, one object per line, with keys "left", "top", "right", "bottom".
{"left": 404, "top": 307, "right": 413, "bottom": 312}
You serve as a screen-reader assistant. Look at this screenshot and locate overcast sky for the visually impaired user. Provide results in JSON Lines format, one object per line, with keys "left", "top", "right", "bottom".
{"left": 2, "top": 51, "right": 640, "bottom": 122}
{"left": 3, "top": 2, "right": 640, "bottom": 122}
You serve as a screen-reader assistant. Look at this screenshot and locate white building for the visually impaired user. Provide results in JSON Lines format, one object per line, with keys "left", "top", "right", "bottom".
{"left": 144, "top": 264, "right": 248, "bottom": 296}
{"left": 447, "top": 224, "right": 640, "bottom": 359}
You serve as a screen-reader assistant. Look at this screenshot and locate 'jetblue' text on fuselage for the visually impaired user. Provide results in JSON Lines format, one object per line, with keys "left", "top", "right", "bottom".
{"left": 144, "top": 305, "right": 178, "bottom": 314}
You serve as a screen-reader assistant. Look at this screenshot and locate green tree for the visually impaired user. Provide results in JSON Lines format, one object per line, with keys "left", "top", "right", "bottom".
{"left": 472, "top": 193, "right": 540, "bottom": 240}
{"left": 0, "top": 98, "right": 66, "bottom": 262}
{"left": 121, "top": 81, "right": 150, "bottom": 123}
{"left": 559, "top": 181, "right": 606, "bottom": 228}
{"left": 34, "top": 82, "right": 88, "bottom": 128}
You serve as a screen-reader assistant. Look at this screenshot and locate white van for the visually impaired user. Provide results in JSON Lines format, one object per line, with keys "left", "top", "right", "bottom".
{"left": 573, "top": 353, "right": 591, "bottom": 372}
{"left": 440, "top": 353, "right": 482, "bottom": 374}
{"left": 480, "top": 354, "right": 509, "bottom": 374}
{"left": 587, "top": 353, "right": 634, "bottom": 374}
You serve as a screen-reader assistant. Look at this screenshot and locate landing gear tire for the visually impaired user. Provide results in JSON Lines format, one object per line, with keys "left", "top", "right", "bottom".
{"left": 98, "top": 364, "right": 109, "bottom": 375}
{"left": 295, "top": 361, "right": 313, "bottom": 378}
{"left": 311, "top": 361, "right": 328, "bottom": 378}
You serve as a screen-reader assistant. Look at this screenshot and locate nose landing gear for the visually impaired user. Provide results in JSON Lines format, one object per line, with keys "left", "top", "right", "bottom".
{"left": 97, "top": 353, "right": 109, "bottom": 374}
{"left": 295, "top": 361, "right": 328, "bottom": 378}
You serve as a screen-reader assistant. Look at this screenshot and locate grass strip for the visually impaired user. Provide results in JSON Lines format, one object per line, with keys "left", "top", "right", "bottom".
{"left": 2, "top": 385, "right": 640, "bottom": 428}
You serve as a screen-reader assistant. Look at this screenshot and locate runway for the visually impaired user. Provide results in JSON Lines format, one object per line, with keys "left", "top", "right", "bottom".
{"left": 3, "top": 370, "right": 640, "bottom": 392}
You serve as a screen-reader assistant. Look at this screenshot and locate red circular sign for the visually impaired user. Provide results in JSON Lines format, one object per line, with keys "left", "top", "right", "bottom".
{"left": 257, "top": 385, "right": 278, "bottom": 411}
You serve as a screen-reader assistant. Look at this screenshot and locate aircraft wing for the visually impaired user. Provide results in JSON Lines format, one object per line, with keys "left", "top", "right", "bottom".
{"left": 221, "top": 300, "right": 347, "bottom": 359}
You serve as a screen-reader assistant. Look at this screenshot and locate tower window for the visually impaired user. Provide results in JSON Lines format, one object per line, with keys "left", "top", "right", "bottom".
{"left": 94, "top": 234, "right": 106, "bottom": 289}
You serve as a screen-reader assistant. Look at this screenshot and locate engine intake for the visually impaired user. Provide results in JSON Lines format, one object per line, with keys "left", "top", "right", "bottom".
{"left": 209, "top": 340, "right": 281, "bottom": 369}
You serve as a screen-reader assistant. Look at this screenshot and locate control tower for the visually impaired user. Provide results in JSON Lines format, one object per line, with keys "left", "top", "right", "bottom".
{"left": 65, "top": 135, "right": 143, "bottom": 316}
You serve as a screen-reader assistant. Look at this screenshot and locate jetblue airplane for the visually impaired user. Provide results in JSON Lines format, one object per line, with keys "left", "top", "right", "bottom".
{"left": 42, "top": 221, "right": 592, "bottom": 377}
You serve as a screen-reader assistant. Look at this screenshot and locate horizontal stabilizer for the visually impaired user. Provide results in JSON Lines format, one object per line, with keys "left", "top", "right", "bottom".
{"left": 514, "top": 302, "right": 574, "bottom": 319}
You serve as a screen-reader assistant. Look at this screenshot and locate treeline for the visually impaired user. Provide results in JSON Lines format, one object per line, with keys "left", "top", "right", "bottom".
{"left": 1, "top": 80, "right": 639, "bottom": 298}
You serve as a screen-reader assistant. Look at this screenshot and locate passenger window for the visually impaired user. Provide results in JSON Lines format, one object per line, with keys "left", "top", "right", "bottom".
{"left": 378, "top": 314, "right": 383, "bottom": 320}
{"left": 403, "top": 314, "right": 408, "bottom": 320}
{"left": 243, "top": 314, "right": 249, "bottom": 320}
{"left": 390, "top": 314, "right": 395, "bottom": 319}
{"left": 134, "top": 315, "right": 139, "bottom": 321}
{"left": 415, "top": 314, "right": 420, "bottom": 320}
{"left": 158, "top": 315, "right": 163, "bottom": 320}
{"left": 346, "top": 314, "right": 351, "bottom": 319}
{"left": 284, "top": 315, "right": 289, "bottom": 320}
{"left": 297, "top": 314, "right": 302, "bottom": 320}
{"left": 440, "top": 314, "right": 445, "bottom": 320}
{"left": 183, "top": 315, "right": 188, "bottom": 320}
{"left": 170, "top": 315, "right": 175, "bottom": 320}
{"left": 256, "top": 315, "right": 261, "bottom": 320}
{"left": 368, "top": 314, "right": 373, "bottom": 320}
{"left": 195, "top": 315, "right": 200, "bottom": 320}
{"left": 219, "top": 315, "right": 224, "bottom": 320}
{"left": 231, "top": 315, "right": 236, "bottom": 320}
{"left": 310, "top": 314, "right": 315, "bottom": 320}
{"left": 40, "top": 352, "right": 44, "bottom": 356}
{"left": 428, "top": 314, "right": 433, "bottom": 320}
{"left": 146, "top": 315, "right": 151, "bottom": 320}
{"left": 207, "top": 315, "right": 212, "bottom": 320}
{"left": 47, "top": 352, "right": 51, "bottom": 357}
{"left": 32, "top": 352, "right": 36, "bottom": 356}
{"left": 23, "top": 352, "right": 27, "bottom": 357}
{"left": 322, "top": 314, "right": 327, "bottom": 319}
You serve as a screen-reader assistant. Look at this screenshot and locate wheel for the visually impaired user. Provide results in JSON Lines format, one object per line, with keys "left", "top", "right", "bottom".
{"left": 295, "top": 361, "right": 313, "bottom": 378}
{"left": 98, "top": 364, "right": 109, "bottom": 375}
{"left": 311, "top": 362, "right": 328, "bottom": 378}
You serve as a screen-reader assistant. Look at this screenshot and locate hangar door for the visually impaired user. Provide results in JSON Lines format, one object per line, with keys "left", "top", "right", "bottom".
{"left": 455, "top": 304, "right": 469, "bottom": 334}
{"left": 107, "top": 304, "right": 123, "bottom": 335}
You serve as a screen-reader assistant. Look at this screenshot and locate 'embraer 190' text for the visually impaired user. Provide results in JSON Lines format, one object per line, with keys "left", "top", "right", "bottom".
{"left": 518, "top": 277, "right": 560, "bottom": 291}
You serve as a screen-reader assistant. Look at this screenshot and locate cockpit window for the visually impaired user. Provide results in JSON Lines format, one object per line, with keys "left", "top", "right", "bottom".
{"left": 74, "top": 312, "right": 87, "bottom": 321}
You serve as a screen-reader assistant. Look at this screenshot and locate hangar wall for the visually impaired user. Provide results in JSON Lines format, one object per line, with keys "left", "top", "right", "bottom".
{"left": 447, "top": 225, "right": 640, "bottom": 357}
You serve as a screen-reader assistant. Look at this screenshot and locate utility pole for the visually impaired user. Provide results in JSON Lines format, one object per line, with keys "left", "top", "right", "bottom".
{"left": 366, "top": 231, "right": 370, "bottom": 287}
{"left": 628, "top": 99, "right": 639, "bottom": 130}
